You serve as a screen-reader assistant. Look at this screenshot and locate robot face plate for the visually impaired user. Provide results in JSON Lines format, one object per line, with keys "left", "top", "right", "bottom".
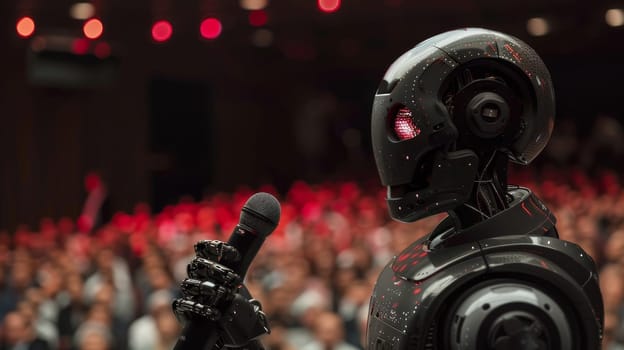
{"left": 372, "top": 45, "right": 458, "bottom": 189}
{"left": 371, "top": 28, "right": 555, "bottom": 222}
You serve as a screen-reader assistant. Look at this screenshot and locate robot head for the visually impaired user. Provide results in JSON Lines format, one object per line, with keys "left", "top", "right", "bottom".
{"left": 372, "top": 28, "right": 555, "bottom": 222}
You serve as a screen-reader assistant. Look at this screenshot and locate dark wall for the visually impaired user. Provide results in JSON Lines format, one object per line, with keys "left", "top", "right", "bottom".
{"left": 0, "top": 27, "right": 371, "bottom": 230}
{"left": 0, "top": 40, "right": 149, "bottom": 230}
{"left": 1, "top": 0, "right": 623, "bottom": 230}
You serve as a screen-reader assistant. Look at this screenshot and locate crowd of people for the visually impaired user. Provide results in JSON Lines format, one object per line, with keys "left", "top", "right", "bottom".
{"left": 0, "top": 168, "right": 623, "bottom": 349}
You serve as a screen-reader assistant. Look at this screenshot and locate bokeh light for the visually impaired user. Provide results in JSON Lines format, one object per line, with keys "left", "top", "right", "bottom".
{"left": 94, "top": 42, "right": 111, "bottom": 58}
{"left": 249, "top": 10, "right": 268, "bottom": 27}
{"left": 606, "top": 9, "right": 624, "bottom": 27}
{"left": 240, "top": 0, "right": 268, "bottom": 10}
{"left": 72, "top": 38, "right": 90, "bottom": 55}
{"left": 200, "top": 18, "right": 222, "bottom": 40}
{"left": 16, "top": 16, "right": 35, "bottom": 38}
{"left": 83, "top": 18, "right": 104, "bottom": 39}
{"left": 526, "top": 17, "right": 549, "bottom": 36}
{"left": 70, "top": 3, "right": 95, "bottom": 20}
{"left": 152, "top": 20, "right": 173, "bottom": 42}
{"left": 318, "top": 0, "right": 341, "bottom": 13}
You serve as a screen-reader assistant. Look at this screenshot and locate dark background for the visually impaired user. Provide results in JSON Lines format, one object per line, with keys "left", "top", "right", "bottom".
{"left": 1, "top": 0, "right": 623, "bottom": 230}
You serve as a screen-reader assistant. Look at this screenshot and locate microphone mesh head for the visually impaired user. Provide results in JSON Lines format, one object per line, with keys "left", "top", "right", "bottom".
{"left": 240, "top": 192, "right": 281, "bottom": 237}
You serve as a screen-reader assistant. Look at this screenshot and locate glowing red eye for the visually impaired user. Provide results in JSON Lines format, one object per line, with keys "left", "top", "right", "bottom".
{"left": 393, "top": 107, "right": 421, "bottom": 140}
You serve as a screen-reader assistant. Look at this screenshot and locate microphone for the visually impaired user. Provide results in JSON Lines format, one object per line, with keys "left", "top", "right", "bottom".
{"left": 227, "top": 192, "right": 281, "bottom": 278}
{"left": 174, "top": 192, "right": 281, "bottom": 350}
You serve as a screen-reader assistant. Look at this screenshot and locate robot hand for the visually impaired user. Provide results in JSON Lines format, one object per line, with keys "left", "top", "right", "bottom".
{"left": 173, "top": 240, "right": 270, "bottom": 348}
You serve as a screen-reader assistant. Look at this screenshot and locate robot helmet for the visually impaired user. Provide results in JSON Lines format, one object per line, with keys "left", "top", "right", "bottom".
{"left": 371, "top": 28, "right": 555, "bottom": 222}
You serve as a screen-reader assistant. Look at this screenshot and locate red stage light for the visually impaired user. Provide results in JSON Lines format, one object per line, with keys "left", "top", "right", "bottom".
{"left": 94, "top": 42, "right": 111, "bottom": 58}
{"left": 248, "top": 10, "right": 268, "bottom": 27}
{"left": 16, "top": 16, "right": 35, "bottom": 38}
{"left": 72, "top": 38, "right": 90, "bottom": 55}
{"left": 152, "top": 20, "right": 173, "bottom": 42}
{"left": 83, "top": 18, "right": 103, "bottom": 39}
{"left": 200, "top": 18, "right": 222, "bottom": 39}
{"left": 318, "top": 0, "right": 341, "bottom": 13}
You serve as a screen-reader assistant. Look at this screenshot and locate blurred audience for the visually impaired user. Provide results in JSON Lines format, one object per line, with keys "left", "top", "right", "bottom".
{"left": 301, "top": 311, "right": 359, "bottom": 350}
{"left": 1, "top": 311, "right": 50, "bottom": 350}
{"left": 0, "top": 164, "right": 623, "bottom": 349}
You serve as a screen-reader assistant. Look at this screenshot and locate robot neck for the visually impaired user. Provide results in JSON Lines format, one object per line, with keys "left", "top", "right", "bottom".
{"left": 430, "top": 186, "right": 558, "bottom": 249}
{"left": 449, "top": 150, "right": 509, "bottom": 229}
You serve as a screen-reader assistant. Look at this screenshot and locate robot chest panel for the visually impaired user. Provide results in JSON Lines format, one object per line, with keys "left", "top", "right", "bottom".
{"left": 366, "top": 239, "right": 487, "bottom": 349}
{"left": 370, "top": 264, "right": 427, "bottom": 330}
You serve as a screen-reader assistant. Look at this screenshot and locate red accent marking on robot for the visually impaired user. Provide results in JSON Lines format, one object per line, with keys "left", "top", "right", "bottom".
{"left": 399, "top": 265, "right": 407, "bottom": 272}
{"left": 433, "top": 56, "right": 445, "bottom": 64}
{"left": 521, "top": 202, "right": 532, "bottom": 216}
{"left": 503, "top": 43, "right": 522, "bottom": 62}
{"left": 411, "top": 260, "right": 420, "bottom": 265}
{"left": 540, "top": 260, "right": 548, "bottom": 269}
{"left": 392, "top": 302, "right": 399, "bottom": 309}
{"left": 487, "top": 42, "right": 496, "bottom": 54}
{"left": 419, "top": 251, "right": 428, "bottom": 257}
{"left": 528, "top": 196, "right": 555, "bottom": 226}
{"left": 398, "top": 253, "right": 410, "bottom": 262}
{"left": 413, "top": 287, "right": 422, "bottom": 295}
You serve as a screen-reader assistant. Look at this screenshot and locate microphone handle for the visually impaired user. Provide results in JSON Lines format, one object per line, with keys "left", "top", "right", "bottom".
{"left": 226, "top": 224, "right": 265, "bottom": 279}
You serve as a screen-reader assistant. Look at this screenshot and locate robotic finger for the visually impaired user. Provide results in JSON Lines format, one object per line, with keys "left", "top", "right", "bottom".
{"left": 172, "top": 298, "right": 222, "bottom": 323}
{"left": 179, "top": 278, "right": 236, "bottom": 307}
{"left": 194, "top": 240, "right": 241, "bottom": 263}
{"left": 186, "top": 257, "right": 241, "bottom": 288}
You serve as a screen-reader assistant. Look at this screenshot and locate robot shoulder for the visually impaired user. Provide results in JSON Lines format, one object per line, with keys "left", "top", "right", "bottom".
{"left": 368, "top": 235, "right": 602, "bottom": 349}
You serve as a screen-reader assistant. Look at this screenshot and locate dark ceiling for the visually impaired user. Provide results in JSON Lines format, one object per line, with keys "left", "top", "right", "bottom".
{"left": 3, "top": 0, "right": 623, "bottom": 56}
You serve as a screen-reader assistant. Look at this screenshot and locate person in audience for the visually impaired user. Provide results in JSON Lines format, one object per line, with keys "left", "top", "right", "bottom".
{"left": 0, "top": 311, "right": 50, "bottom": 350}
{"left": 16, "top": 297, "right": 58, "bottom": 349}
{"left": 83, "top": 248, "right": 135, "bottom": 326}
{"left": 127, "top": 289, "right": 174, "bottom": 350}
{"left": 74, "top": 322, "right": 111, "bottom": 350}
{"left": 152, "top": 299, "right": 180, "bottom": 350}
{"left": 57, "top": 274, "right": 87, "bottom": 350}
{"left": 301, "top": 311, "right": 359, "bottom": 350}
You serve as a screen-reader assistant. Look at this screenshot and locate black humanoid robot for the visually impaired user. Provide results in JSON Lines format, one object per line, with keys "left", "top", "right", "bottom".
{"left": 366, "top": 27, "right": 603, "bottom": 350}
{"left": 173, "top": 28, "right": 604, "bottom": 350}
